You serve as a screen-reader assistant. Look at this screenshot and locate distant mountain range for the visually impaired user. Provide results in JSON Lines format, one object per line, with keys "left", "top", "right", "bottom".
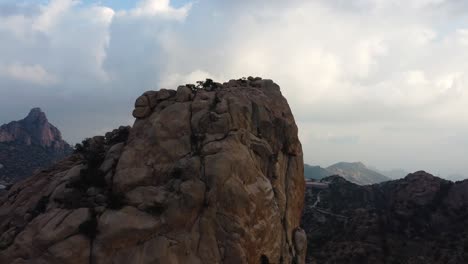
{"left": 0, "top": 108, "right": 72, "bottom": 185}
{"left": 372, "top": 167, "right": 467, "bottom": 182}
{"left": 304, "top": 162, "right": 391, "bottom": 185}
{"left": 305, "top": 162, "right": 467, "bottom": 184}
{"left": 302, "top": 171, "right": 468, "bottom": 263}
{"left": 304, "top": 165, "right": 331, "bottom": 180}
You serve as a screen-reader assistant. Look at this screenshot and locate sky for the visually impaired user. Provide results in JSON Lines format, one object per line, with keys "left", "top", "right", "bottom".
{"left": 0, "top": 0, "right": 467, "bottom": 178}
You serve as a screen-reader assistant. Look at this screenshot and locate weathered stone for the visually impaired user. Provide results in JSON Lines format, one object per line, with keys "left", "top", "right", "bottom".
{"left": 62, "top": 164, "right": 85, "bottom": 183}
{"left": 132, "top": 106, "right": 152, "bottom": 119}
{"left": 156, "top": 89, "right": 176, "bottom": 101}
{"left": 99, "top": 158, "right": 115, "bottom": 174}
{"left": 46, "top": 234, "right": 90, "bottom": 264}
{"left": 293, "top": 227, "right": 307, "bottom": 263}
{"left": 143, "top": 91, "right": 158, "bottom": 108}
{"left": 105, "top": 142, "right": 125, "bottom": 161}
{"left": 176, "top": 86, "right": 193, "bottom": 102}
{"left": 134, "top": 95, "right": 149, "bottom": 108}
{"left": 125, "top": 186, "right": 167, "bottom": 210}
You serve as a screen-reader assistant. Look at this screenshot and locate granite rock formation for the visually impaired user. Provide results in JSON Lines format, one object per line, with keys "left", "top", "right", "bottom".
{"left": 302, "top": 171, "right": 468, "bottom": 264}
{"left": 0, "top": 108, "right": 72, "bottom": 184}
{"left": 0, "top": 78, "right": 306, "bottom": 264}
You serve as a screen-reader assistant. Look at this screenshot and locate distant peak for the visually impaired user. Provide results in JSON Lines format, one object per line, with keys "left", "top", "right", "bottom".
{"left": 24, "top": 107, "right": 47, "bottom": 123}
{"left": 30, "top": 107, "right": 43, "bottom": 113}
{"left": 331, "top": 161, "right": 367, "bottom": 168}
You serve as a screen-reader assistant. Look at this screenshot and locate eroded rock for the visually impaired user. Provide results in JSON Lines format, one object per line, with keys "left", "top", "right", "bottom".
{"left": 0, "top": 78, "right": 306, "bottom": 264}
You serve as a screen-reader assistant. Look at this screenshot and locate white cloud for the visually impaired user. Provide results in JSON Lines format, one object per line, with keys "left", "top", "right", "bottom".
{"left": 0, "top": 63, "right": 58, "bottom": 85}
{"left": 33, "top": 0, "right": 77, "bottom": 33}
{"left": 0, "top": 14, "right": 31, "bottom": 39}
{"left": 159, "top": 69, "right": 223, "bottom": 88}
{"left": 122, "top": 0, "right": 192, "bottom": 20}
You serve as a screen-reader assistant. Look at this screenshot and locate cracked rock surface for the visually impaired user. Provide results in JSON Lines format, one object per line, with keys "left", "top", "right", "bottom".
{"left": 0, "top": 78, "right": 306, "bottom": 264}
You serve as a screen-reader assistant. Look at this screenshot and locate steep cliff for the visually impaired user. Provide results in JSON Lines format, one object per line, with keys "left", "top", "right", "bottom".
{"left": 0, "top": 78, "right": 306, "bottom": 264}
{"left": 0, "top": 108, "right": 72, "bottom": 183}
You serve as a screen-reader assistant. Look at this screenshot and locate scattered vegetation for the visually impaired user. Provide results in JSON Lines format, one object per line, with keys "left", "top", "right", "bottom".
{"left": 186, "top": 78, "right": 219, "bottom": 92}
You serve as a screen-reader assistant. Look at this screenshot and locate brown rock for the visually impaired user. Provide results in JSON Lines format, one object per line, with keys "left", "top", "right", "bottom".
{"left": 176, "top": 85, "right": 193, "bottom": 102}
{"left": 0, "top": 79, "right": 305, "bottom": 264}
{"left": 156, "top": 89, "right": 176, "bottom": 101}
{"left": 143, "top": 91, "right": 158, "bottom": 108}
{"left": 132, "top": 106, "right": 151, "bottom": 119}
{"left": 134, "top": 95, "right": 149, "bottom": 108}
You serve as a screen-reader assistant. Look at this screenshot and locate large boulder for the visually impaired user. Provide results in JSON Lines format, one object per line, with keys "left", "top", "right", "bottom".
{"left": 0, "top": 78, "right": 306, "bottom": 264}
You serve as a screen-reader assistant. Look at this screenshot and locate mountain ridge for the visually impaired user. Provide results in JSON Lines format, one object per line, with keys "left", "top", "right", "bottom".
{"left": 302, "top": 171, "right": 468, "bottom": 263}
{"left": 304, "top": 161, "right": 391, "bottom": 185}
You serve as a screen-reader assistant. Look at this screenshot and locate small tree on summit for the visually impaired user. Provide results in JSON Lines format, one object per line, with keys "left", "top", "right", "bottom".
{"left": 196, "top": 79, "right": 216, "bottom": 90}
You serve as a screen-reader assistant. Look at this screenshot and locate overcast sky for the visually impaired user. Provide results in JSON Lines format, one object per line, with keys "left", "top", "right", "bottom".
{"left": 0, "top": 0, "right": 467, "bottom": 177}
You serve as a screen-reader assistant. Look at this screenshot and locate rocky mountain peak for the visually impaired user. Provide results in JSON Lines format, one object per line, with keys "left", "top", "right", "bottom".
{"left": 0, "top": 107, "right": 67, "bottom": 150}
{"left": 0, "top": 78, "right": 307, "bottom": 264}
{"left": 326, "top": 161, "right": 391, "bottom": 185}
{"left": 0, "top": 108, "right": 72, "bottom": 183}
{"left": 404, "top": 170, "right": 438, "bottom": 181}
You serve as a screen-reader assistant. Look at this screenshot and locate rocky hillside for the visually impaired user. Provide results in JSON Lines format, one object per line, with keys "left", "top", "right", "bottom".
{"left": 0, "top": 108, "right": 72, "bottom": 184}
{"left": 304, "top": 162, "right": 390, "bottom": 185}
{"left": 302, "top": 172, "right": 468, "bottom": 264}
{"left": 326, "top": 162, "right": 390, "bottom": 185}
{"left": 0, "top": 78, "right": 307, "bottom": 264}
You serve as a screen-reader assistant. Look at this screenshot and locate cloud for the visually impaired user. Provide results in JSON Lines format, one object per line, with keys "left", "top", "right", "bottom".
{"left": 0, "top": 63, "right": 58, "bottom": 85}
{"left": 159, "top": 69, "right": 222, "bottom": 88}
{"left": 33, "top": 0, "right": 78, "bottom": 33}
{"left": 121, "top": 0, "right": 191, "bottom": 20}
{"left": 0, "top": 0, "right": 467, "bottom": 176}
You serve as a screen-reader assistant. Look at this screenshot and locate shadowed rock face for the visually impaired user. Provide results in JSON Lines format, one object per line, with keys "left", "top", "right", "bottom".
{"left": 0, "top": 78, "right": 306, "bottom": 264}
{"left": 0, "top": 108, "right": 72, "bottom": 183}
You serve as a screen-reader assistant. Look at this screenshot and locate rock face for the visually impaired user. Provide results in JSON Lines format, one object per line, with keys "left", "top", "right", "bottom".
{"left": 0, "top": 108, "right": 72, "bottom": 183}
{"left": 302, "top": 171, "right": 468, "bottom": 264}
{"left": 0, "top": 78, "right": 306, "bottom": 264}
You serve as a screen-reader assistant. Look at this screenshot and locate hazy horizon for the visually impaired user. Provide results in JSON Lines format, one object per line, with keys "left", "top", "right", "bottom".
{"left": 0, "top": 0, "right": 467, "bottom": 178}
